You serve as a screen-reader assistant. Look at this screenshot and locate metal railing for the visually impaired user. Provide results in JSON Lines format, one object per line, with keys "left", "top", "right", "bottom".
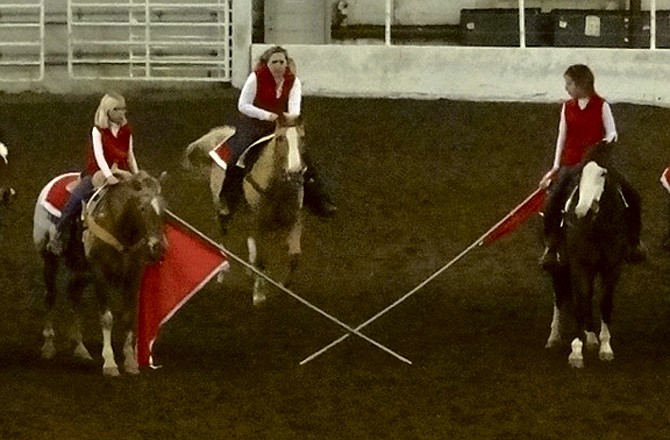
{"left": 0, "top": 1, "right": 45, "bottom": 82}
{"left": 67, "top": 0, "right": 231, "bottom": 81}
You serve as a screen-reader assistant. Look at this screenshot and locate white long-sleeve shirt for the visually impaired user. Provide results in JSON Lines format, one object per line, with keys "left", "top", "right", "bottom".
{"left": 91, "top": 124, "right": 139, "bottom": 178}
{"left": 237, "top": 72, "right": 302, "bottom": 121}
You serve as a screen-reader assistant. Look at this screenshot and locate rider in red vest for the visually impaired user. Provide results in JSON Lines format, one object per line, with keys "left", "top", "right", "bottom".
{"left": 539, "top": 64, "right": 646, "bottom": 270}
{"left": 209, "top": 46, "right": 336, "bottom": 229}
{"left": 49, "top": 92, "right": 139, "bottom": 255}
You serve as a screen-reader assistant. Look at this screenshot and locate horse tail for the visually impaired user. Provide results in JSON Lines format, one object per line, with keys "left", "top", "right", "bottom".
{"left": 183, "top": 126, "right": 236, "bottom": 170}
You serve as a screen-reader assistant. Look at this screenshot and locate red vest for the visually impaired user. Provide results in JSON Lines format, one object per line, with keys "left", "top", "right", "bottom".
{"left": 253, "top": 64, "right": 296, "bottom": 115}
{"left": 85, "top": 124, "right": 133, "bottom": 175}
{"left": 561, "top": 95, "right": 606, "bottom": 166}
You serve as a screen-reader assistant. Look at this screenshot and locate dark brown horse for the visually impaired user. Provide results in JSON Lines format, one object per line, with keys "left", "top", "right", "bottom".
{"left": 545, "top": 145, "right": 630, "bottom": 368}
{"left": 33, "top": 170, "right": 167, "bottom": 376}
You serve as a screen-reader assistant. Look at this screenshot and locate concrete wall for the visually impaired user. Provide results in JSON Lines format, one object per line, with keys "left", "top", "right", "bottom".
{"left": 252, "top": 44, "right": 670, "bottom": 106}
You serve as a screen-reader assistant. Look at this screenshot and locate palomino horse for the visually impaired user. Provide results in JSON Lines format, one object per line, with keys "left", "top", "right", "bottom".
{"left": 544, "top": 146, "right": 629, "bottom": 368}
{"left": 185, "top": 119, "right": 305, "bottom": 305}
{"left": 33, "top": 170, "right": 167, "bottom": 376}
{"left": 0, "top": 142, "right": 17, "bottom": 210}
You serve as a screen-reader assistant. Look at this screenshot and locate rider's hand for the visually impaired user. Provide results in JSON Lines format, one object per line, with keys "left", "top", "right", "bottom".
{"left": 539, "top": 168, "right": 557, "bottom": 189}
{"left": 267, "top": 113, "right": 279, "bottom": 122}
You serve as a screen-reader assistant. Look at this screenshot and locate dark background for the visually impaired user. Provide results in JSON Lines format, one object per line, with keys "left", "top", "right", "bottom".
{"left": 0, "top": 91, "right": 669, "bottom": 439}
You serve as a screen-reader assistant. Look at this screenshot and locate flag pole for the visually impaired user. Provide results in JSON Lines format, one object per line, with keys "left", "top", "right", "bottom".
{"left": 300, "top": 186, "right": 545, "bottom": 365}
{"left": 166, "top": 210, "right": 412, "bottom": 365}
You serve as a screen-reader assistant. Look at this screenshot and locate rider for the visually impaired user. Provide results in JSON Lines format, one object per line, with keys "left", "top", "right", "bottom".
{"left": 538, "top": 64, "right": 646, "bottom": 270}
{"left": 48, "top": 92, "right": 139, "bottom": 255}
{"left": 208, "top": 45, "right": 337, "bottom": 228}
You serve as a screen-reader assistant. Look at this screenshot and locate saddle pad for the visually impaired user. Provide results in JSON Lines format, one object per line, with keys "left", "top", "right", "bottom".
{"left": 38, "top": 172, "right": 80, "bottom": 218}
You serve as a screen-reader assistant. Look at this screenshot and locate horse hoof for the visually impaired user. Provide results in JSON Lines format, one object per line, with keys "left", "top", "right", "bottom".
{"left": 73, "top": 344, "right": 93, "bottom": 361}
{"left": 599, "top": 351, "right": 614, "bottom": 362}
{"left": 41, "top": 344, "right": 56, "bottom": 360}
{"left": 103, "top": 367, "right": 120, "bottom": 377}
{"left": 568, "top": 354, "right": 584, "bottom": 368}
{"left": 545, "top": 337, "right": 561, "bottom": 349}
{"left": 253, "top": 294, "right": 266, "bottom": 306}
{"left": 125, "top": 365, "right": 140, "bottom": 375}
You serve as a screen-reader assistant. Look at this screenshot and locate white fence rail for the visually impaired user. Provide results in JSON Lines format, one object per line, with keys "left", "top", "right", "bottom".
{"left": 0, "top": 1, "right": 45, "bottom": 82}
{"left": 67, "top": 0, "right": 231, "bottom": 81}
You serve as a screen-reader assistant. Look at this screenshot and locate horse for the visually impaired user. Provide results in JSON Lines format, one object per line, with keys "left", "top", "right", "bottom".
{"left": 33, "top": 170, "right": 167, "bottom": 376}
{"left": 544, "top": 145, "right": 630, "bottom": 368}
{"left": 185, "top": 118, "right": 305, "bottom": 305}
{"left": 0, "top": 141, "right": 17, "bottom": 210}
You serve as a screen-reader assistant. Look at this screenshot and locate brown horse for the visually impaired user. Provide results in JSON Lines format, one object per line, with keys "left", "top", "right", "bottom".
{"left": 33, "top": 170, "right": 167, "bottom": 376}
{"left": 185, "top": 119, "right": 305, "bottom": 305}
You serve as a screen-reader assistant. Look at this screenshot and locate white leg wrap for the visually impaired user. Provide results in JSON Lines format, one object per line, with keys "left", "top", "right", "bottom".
{"left": 100, "top": 310, "right": 119, "bottom": 377}
{"left": 599, "top": 322, "right": 614, "bottom": 362}
{"left": 123, "top": 331, "right": 140, "bottom": 375}
{"left": 568, "top": 338, "right": 584, "bottom": 368}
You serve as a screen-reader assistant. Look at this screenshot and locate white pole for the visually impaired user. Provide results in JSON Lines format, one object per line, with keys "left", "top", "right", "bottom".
{"left": 165, "top": 210, "right": 412, "bottom": 365}
{"left": 651, "top": 0, "right": 657, "bottom": 49}
{"left": 519, "top": 0, "right": 526, "bottom": 48}
{"left": 385, "top": 0, "right": 392, "bottom": 46}
{"left": 300, "top": 187, "right": 545, "bottom": 365}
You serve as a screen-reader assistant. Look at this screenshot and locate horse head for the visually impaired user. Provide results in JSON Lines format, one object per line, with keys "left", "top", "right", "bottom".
{"left": 0, "top": 142, "right": 17, "bottom": 208}
{"left": 574, "top": 161, "right": 607, "bottom": 219}
{"left": 272, "top": 118, "right": 305, "bottom": 176}
{"left": 91, "top": 170, "right": 167, "bottom": 262}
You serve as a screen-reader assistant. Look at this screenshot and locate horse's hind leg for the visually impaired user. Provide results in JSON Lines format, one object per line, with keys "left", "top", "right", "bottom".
{"left": 248, "top": 236, "right": 268, "bottom": 306}
{"left": 67, "top": 272, "right": 93, "bottom": 361}
{"left": 41, "top": 252, "right": 59, "bottom": 360}
{"left": 546, "top": 266, "right": 570, "bottom": 348}
{"left": 598, "top": 269, "right": 620, "bottom": 362}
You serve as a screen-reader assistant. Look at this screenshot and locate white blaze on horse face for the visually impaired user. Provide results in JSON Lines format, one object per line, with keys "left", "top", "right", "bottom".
{"left": 285, "top": 127, "right": 302, "bottom": 173}
{"left": 575, "top": 161, "right": 607, "bottom": 218}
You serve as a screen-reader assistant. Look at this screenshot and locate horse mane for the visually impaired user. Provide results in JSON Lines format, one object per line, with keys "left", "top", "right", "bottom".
{"left": 581, "top": 141, "right": 616, "bottom": 169}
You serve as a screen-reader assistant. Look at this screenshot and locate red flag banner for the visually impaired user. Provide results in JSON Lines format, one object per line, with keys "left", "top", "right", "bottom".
{"left": 137, "top": 216, "right": 229, "bottom": 367}
{"left": 481, "top": 187, "right": 547, "bottom": 246}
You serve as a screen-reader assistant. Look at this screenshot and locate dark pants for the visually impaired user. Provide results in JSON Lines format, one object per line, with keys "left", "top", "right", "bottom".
{"left": 227, "top": 115, "right": 275, "bottom": 166}
{"left": 56, "top": 175, "right": 94, "bottom": 234}
{"left": 543, "top": 165, "right": 642, "bottom": 247}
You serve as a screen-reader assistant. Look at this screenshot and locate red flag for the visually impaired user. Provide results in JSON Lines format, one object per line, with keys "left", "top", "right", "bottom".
{"left": 137, "top": 215, "right": 229, "bottom": 367}
{"left": 481, "top": 187, "right": 547, "bottom": 246}
{"left": 661, "top": 167, "right": 670, "bottom": 194}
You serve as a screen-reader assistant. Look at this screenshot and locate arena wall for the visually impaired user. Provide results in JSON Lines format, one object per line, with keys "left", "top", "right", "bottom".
{"left": 251, "top": 44, "right": 670, "bottom": 106}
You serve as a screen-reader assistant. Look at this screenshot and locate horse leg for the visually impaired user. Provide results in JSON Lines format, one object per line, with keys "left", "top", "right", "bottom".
{"left": 598, "top": 268, "right": 620, "bottom": 362}
{"left": 67, "top": 272, "right": 93, "bottom": 361}
{"left": 120, "top": 275, "right": 140, "bottom": 375}
{"left": 100, "top": 309, "right": 120, "bottom": 377}
{"left": 41, "top": 251, "right": 59, "bottom": 360}
{"left": 546, "top": 266, "right": 570, "bottom": 348}
{"left": 285, "top": 216, "right": 303, "bottom": 285}
{"left": 568, "top": 267, "right": 595, "bottom": 368}
{"left": 248, "top": 236, "right": 267, "bottom": 306}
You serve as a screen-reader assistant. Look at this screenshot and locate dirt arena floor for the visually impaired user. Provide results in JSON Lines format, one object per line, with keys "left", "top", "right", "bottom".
{"left": 0, "top": 90, "right": 669, "bottom": 439}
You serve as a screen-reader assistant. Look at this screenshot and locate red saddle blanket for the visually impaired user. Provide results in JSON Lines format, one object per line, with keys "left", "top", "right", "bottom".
{"left": 38, "top": 172, "right": 80, "bottom": 218}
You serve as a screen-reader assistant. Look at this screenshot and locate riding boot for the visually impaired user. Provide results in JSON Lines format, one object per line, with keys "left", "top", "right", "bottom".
{"left": 303, "top": 150, "right": 337, "bottom": 217}
{"left": 218, "top": 165, "right": 245, "bottom": 234}
{"left": 619, "top": 178, "right": 647, "bottom": 263}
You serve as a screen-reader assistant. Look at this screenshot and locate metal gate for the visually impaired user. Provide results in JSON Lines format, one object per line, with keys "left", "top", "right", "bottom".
{"left": 67, "top": 0, "right": 232, "bottom": 81}
{"left": 0, "top": 1, "right": 45, "bottom": 82}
